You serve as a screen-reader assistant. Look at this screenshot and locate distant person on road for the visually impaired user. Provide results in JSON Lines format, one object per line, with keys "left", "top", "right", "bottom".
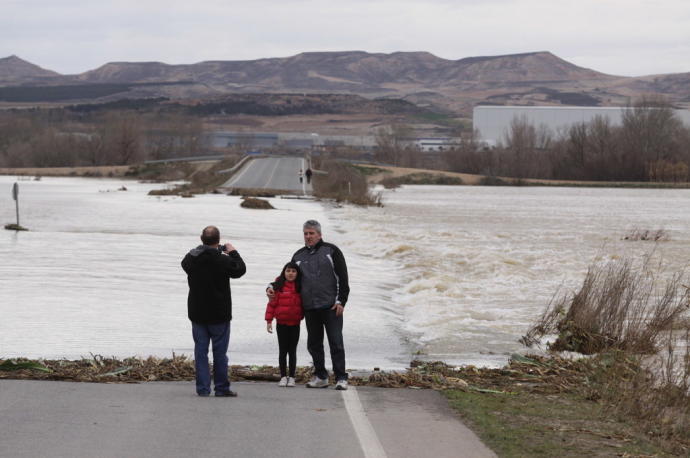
{"left": 267, "top": 220, "right": 350, "bottom": 390}
{"left": 305, "top": 168, "right": 313, "bottom": 184}
{"left": 299, "top": 169, "right": 304, "bottom": 184}
{"left": 265, "top": 261, "right": 304, "bottom": 387}
{"left": 182, "top": 225, "right": 246, "bottom": 397}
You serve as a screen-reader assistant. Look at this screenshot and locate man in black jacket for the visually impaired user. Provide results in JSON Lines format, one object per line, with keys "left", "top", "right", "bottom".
{"left": 182, "top": 226, "right": 246, "bottom": 397}
{"left": 267, "top": 220, "right": 350, "bottom": 390}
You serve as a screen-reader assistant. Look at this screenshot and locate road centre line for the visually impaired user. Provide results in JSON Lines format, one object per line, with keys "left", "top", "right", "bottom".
{"left": 263, "top": 157, "right": 281, "bottom": 188}
{"left": 341, "top": 387, "right": 387, "bottom": 458}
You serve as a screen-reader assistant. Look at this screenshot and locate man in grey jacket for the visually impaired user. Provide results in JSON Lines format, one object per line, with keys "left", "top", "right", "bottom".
{"left": 268, "top": 220, "right": 350, "bottom": 390}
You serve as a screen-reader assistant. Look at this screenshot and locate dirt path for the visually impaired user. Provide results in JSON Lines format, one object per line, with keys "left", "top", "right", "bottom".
{"left": 361, "top": 164, "right": 690, "bottom": 187}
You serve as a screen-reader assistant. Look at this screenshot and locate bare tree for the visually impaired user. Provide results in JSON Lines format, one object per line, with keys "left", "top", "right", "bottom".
{"left": 374, "top": 123, "right": 414, "bottom": 166}
{"left": 503, "top": 115, "right": 538, "bottom": 178}
{"left": 620, "top": 96, "right": 684, "bottom": 180}
{"left": 105, "top": 114, "right": 142, "bottom": 165}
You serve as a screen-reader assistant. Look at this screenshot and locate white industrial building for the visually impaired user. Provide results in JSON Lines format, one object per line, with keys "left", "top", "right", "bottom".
{"left": 473, "top": 106, "right": 690, "bottom": 147}
{"left": 414, "top": 137, "right": 461, "bottom": 151}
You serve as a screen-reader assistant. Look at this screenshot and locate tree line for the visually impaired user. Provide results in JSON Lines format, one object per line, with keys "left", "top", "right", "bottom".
{"left": 443, "top": 98, "right": 690, "bottom": 182}
{"left": 0, "top": 109, "right": 204, "bottom": 168}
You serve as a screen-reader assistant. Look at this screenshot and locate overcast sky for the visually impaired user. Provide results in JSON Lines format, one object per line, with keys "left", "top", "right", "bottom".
{"left": 2, "top": 0, "right": 688, "bottom": 77}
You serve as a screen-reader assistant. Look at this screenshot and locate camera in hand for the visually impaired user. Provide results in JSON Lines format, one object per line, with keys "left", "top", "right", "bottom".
{"left": 218, "top": 244, "right": 228, "bottom": 253}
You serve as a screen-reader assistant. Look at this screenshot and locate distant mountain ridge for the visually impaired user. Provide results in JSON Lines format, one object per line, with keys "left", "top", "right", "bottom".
{"left": 71, "top": 50, "right": 610, "bottom": 87}
{"left": 1, "top": 51, "right": 688, "bottom": 114}
{"left": 0, "top": 55, "right": 60, "bottom": 82}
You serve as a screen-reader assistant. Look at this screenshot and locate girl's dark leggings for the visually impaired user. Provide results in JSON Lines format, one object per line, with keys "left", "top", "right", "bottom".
{"left": 277, "top": 324, "right": 300, "bottom": 377}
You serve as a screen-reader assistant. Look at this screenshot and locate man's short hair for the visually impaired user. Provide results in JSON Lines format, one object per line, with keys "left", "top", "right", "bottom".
{"left": 303, "top": 220, "right": 321, "bottom": 234}
{"left": 201, "top": 226, "right": 220, "bottom": 245}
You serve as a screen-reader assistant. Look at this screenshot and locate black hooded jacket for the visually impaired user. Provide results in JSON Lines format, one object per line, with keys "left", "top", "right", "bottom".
{"left": 181, "top": 245, "right": 246, "bottom": 324}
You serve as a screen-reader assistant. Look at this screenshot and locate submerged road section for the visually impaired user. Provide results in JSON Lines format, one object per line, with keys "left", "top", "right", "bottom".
{"left": 223, "top": 156, "right": 312, "bottom": 194}
{"left": 0, "top": 380, "right": 495, "bottom": 458}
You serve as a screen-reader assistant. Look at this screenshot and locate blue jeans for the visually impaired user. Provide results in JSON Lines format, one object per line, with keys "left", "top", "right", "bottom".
{"left": 192, "top": 321, "right": 231, "bottom": 395}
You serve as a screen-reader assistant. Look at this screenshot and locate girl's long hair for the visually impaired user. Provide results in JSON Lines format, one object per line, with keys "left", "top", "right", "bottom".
{"left": 274, "top": 261, "right": 301, "bottom": 293}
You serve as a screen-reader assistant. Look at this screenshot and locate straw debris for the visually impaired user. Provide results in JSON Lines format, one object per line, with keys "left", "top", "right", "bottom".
{"left": 0, "top": 354, "right": 589, "bottom": 394}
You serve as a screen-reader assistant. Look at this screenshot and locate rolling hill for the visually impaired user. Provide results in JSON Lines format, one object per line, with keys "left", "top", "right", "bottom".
{"left": 0, "top": 51, "right": 687, "bottom": 114}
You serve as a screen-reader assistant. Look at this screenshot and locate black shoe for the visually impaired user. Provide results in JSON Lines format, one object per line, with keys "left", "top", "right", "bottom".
{"left": 215, "top": 390, "right": 238, "bottom": 397}
{"left": 197, "top": 393, "right": 210, "bottom": 397}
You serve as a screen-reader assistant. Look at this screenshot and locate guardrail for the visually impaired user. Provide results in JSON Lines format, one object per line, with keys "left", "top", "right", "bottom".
{"left": 215, "top": 154, "right": 268, "bottom": 175}
{"left": 144, "top": 154, "right": 229, "bottom": 164}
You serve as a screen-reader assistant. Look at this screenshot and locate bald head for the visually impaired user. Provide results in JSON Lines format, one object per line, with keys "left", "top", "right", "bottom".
{"left": 201, "top": 226, "right": 220, "bottom": 246}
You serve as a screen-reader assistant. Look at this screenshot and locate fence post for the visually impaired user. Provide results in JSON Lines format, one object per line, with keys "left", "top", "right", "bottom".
{"left": 12, "top": 182, "right": 19, "bottom": 226}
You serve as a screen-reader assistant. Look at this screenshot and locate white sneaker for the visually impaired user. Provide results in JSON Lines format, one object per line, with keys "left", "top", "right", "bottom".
{"left": 306, "top": 376, "right": 329, "bottom": 388}
{"left": 278, "top": 376, "right": 288, "bottom": 387}
{"left": 286, "top": 377, "right": 296, "bottom": 387}
{"left": 335, "top": 379, "right": 348, "bottom": 391}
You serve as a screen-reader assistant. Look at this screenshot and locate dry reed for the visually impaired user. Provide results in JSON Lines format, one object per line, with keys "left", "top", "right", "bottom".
{"left": 623, "top": 228, "right": 670, "bottom": 241}
{"left": 522, "top": 253, "right": 690, "bottom": 450}
{"left": 523, "top": 254, "right": 689, "bottom": 354}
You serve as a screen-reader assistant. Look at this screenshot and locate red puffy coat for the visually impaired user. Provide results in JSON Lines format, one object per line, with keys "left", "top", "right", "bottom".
{"left": 265, "top": 281, "right": 303, "bottom": 326}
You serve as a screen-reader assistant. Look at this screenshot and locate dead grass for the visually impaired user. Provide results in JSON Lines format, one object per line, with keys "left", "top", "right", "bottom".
{"left": 624, "top": 228, "right": 670, "bottom": 242}
{"left": 522, "top": 254, "right": 690, "bottom": 355}
{"left": 380, "top": 172, "right": 464, "bottom": 188}
{"left": 140, "top": 156, "right": 242, "bottom": 196}
{"left": 226, "top": 188, "right": 280, "bottom": 197}
{"left": 240, "top": 197, "right": 274, "bottom": 209}
{"left": 522, "top": 253, "right": 690, "bottom": 451}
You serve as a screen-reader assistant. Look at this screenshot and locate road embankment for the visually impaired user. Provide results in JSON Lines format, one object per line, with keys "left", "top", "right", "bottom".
{"left": 0, "top": 165, "right": 133, "bottom": 177}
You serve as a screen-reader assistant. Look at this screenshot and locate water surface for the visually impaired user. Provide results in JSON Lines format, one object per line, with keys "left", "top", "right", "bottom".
{"left": 2, "top": 177, "right": 689, "bottom": 368}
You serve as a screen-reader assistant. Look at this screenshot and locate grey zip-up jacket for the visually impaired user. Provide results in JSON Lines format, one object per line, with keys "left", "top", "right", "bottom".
{"left": 292, "top": 240, "right": 349, "bottom": 311}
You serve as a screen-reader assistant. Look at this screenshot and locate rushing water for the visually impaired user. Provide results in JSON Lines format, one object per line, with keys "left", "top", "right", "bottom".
{"left": 2, "top": 177, "right": 690, "bottom": 368}
{"left": 330, "top": 185, "right": 690, "bottom": 366}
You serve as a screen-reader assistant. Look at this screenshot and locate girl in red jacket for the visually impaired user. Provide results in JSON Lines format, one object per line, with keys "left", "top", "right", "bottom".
{"left": 265, "top": 262, "right": 304, "bottom": 387}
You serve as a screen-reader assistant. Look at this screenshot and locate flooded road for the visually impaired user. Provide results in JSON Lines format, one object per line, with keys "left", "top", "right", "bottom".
{"left": 0, "top": 177, "right": 404, "bottom": 368}
{"left": 2, "top": 177, "right": 689, "bottom": 368}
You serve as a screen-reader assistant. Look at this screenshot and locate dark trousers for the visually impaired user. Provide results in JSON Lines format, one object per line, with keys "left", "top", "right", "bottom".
{"left": 305, "top": 308, "right": 347, "bottom": 381}
{"left": 192, "top": 321, "right": 230, "bottom": 395}
{"left": 276, "top": 324, "right": 300, "bottom": 377}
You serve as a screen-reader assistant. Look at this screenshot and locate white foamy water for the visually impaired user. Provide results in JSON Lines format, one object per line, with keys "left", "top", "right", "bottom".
{"left": 0, "top": 177, "right": 406, "bottom": 369}
{"left": 330, "top": 185, "right": 690, "bottom": 367}
{"left": 2, "top": 178, "right": 690, "bottom": 369}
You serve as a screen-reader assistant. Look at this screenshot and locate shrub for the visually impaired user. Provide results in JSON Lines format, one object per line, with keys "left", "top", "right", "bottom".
{"left": 522, "top": 253, "right": 690, "bottom": 448}
{"left": 380, "top": 172, "right": 463, "bottom": 189}
{"left": 523, "top": 254, "right": 689, "bottom": 355}
{"left": 312, "top": 160, "right": 382, "bottom": 206}
{"left": 478, "top": 175, "right": 509, "bottom": 186}
{"left": 623, "top": 228, "right": 670, "bottom": 241}
{"left": 240, "top": 197, "right": 274, "bottom": 209}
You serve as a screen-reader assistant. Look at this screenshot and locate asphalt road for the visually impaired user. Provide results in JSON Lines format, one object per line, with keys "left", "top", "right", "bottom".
{"left": 222, "top": 156, "right": 312, "bottom": 194}
{"left": 0, "top": 379, "right": 495, "bottom": 458}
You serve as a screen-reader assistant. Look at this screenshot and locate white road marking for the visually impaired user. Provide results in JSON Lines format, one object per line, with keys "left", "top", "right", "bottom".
{"left": 342, "top": 387, "right": 387, "bottom": 458}
{"left": 263, "top": 157, "right": 281, "bottom": 188}
{"left": 225, "top": 158, "right": 255, "bottom": 187}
